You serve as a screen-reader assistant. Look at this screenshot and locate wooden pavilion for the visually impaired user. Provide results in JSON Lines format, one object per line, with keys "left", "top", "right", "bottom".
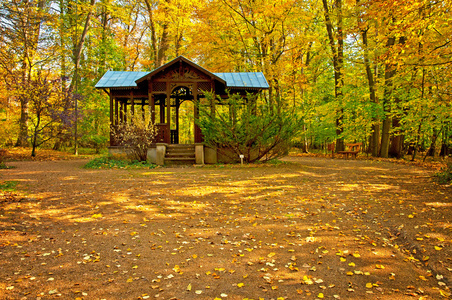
{"left": 95, "top": 56, "right": 269, "bottom": 164}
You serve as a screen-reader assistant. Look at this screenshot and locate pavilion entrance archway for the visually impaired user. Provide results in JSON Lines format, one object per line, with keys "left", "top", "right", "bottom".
{"left": 169, "top": 86, "right": 196, "bottom": 144}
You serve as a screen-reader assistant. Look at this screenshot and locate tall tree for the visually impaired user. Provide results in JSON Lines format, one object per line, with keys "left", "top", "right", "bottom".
{"left": 0, "top": 0, "right": 52, "bottom": 147}
{"left": 355, "top": 0, "right": 379, "bottom": 156}
{"left": 322, "top": 0, "right": 345, "bottom": 152}
{"left": 69, "top": 0, "right": 96, "bottom": 91}
{"left": 142, "top": 0, "right": 171, "bottom": 68}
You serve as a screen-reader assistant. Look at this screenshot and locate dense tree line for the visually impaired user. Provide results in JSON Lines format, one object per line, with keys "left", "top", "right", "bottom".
{"left": 0, "top": 0, "right": 450, "bottom": 159}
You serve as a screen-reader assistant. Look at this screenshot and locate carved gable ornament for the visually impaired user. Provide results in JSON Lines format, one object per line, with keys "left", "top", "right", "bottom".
{"left": 160, "top": 64, "right": 210, "bottom": 81}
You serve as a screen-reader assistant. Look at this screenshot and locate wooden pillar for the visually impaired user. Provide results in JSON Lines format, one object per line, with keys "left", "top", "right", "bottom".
{"left": 115, "top": 98, "right": 119, "bottom": 125}
{"left": 160, "top": 97, "right": 165, "bottom": 123}
{"left": 109, "top": 93, "right": 114, "bottom": 146}
{"left": 151, "top": 95, "right": 156, "bottom": 123}
{"left": 175, "top": 97, "right": 180, "bottom": 144}
{"left": 119, "top": 100, "right": 124, "bottom": 124}
{"left": 131, "top": 91, "right": 135, "bottom": 116}
{"left": 141, "top": 98, "right": 145, "bottom": 119}
{"left": 109, "top": 93, "right": 113, "bottom": 125}
{"left": 124, "top": 101, "right": 128, "bottom": 123}
{"left": 148, "top": 80, "right": 155, "bottom": 124}
{"left": 194, "top": 83, "right": 202, "bottom": 143}
{"left": 176, "top": 98, "right": 180, "bottom": 132}
{"left": 166, "top": 84, "right": 171, "bottom": 130}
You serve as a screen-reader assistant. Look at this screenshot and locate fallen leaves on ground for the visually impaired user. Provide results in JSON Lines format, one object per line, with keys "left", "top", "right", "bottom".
{"left": 0, "top": 156, "right": 450, "bottom": 299}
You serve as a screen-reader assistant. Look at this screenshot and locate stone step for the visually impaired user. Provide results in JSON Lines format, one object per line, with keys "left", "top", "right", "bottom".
{"left": 164, "top": 157, "right": 196, "bottom": 165}
{"left": 167, "top": 146, "right": 195, "bottom": 151}
{"left": 165, "top": 153, "right": 195, "bottom": 158}
{"left": 164, "top": 144, "right": 196, "bottom": 165}
{"left": 166, "top": 148, "right": 194, "bottom": 152}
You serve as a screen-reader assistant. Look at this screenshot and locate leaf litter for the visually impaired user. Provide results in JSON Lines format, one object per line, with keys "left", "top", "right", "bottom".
{"left": 0, "top": 156, "right": 451, "bottom": 299}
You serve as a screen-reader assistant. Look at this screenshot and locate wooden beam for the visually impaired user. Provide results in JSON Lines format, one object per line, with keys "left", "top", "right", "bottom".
{"left": 102, "top": 88, "right": 111, "bottom": 97}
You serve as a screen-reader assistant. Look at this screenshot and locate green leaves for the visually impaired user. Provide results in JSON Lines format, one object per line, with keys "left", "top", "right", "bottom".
{"left": 198, "top": 92, "right": 300, "bottom": 163}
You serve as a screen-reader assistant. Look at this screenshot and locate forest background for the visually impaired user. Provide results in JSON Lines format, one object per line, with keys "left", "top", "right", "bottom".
{"left": 0, "top": 0, "right": 451, "bottom": 160}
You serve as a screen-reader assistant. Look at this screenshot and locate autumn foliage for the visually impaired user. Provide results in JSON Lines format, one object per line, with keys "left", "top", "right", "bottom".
{"left": 0, "top": 0, "right": 450, "bottom": 159}
{"left": 198, "top": 93, "right": 299, "bottom": 163}
{"left": 112, "top": 113, "right": 157, "bottom": 162}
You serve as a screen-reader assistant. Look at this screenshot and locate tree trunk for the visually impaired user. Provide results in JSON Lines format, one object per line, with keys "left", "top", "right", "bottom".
{"left": 411, "top": 123, "right": 422, "bottom": 161}
{"left": 423, "top": 127, "right": 442, "bottom": 162}
{"left": 389, "top": 130, "right": 404, "bottom": 158}
{"left": 322, "top": 0, "right": 345, "bottom": 151}
{"left": 439, "top": 123, "right": 451, "bottom": 157}
{"left": 358, "top": 3, "right": 379, "bottom": 157}
{"left": 157, "top": 22, "right": 169, "bottom": 67}
{"left": 69, "top": 0, "right": 96, "bottom": 93}
{"left": 15, "top": 96, "right": 29, "bottom": 147}
{"left": 380, "top": 37, "right": 396, "bottom": 158}
{"left": 15, "top": 59, "right": 30, "bottom": 147}
{"left": 143, "top": 0, "right": 169, "bottom": 68}
{"left": 388, "top": 37, "right": 406, "bottom": 158}
{"left": 427, "top": 127, "right": 439, "bottom": 157}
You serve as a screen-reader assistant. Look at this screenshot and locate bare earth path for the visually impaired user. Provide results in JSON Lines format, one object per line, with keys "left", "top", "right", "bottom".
{"left": 0, "top": 157, "right": 451, "bottom": 300}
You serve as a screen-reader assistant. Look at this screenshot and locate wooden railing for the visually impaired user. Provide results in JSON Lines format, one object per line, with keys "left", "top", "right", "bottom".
{"left": 170, "top": 130, "right": 179, "bottom": 144}
{"left": 155, "top": 123, "right": 169, "bottom": 143}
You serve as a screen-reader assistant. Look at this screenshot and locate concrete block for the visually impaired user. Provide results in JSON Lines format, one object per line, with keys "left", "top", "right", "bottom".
{"left": 156, "top": 143, "right": 167, "bottom": 165}
{"left": 195, "top": 143, "right": 204, "bottom": 165}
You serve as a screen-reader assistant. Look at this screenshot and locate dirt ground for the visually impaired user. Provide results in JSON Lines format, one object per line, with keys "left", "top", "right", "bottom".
{"left": 0, "top": 154, "right": 451, "bottom": 300}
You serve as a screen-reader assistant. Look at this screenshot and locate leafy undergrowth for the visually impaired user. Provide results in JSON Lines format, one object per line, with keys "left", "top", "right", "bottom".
{"left": 83, "top": 156, "right": 157, "bottom": 169}
{"left": 434, "top": 161, "right": 452, "bottom": 184}
{"left": 0, "top": 180, "right": 18, "bottom": 192}
{"left": 0, "top": 157, "right": 451, "bottom": 299}
{"left": 0, "top": 162, "right": 14, "bottom": 169}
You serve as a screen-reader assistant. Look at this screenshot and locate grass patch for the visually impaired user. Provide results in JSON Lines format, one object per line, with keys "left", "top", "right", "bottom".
{"left": 0, "top": 180, "right": 19, "bottom": 191}
{"left": 83, "top": 156, "right": 157, "bottom": 169}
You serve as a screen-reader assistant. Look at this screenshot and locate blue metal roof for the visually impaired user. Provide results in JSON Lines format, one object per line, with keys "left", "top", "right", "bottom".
{"left": 214, "top": 72, "right": 269, "bottom": 89}
{"left": 95, "top": 69, "right": 269, "bottom": 90}
{"left": 95, "top": 71, "right": 150, "bottom": 88}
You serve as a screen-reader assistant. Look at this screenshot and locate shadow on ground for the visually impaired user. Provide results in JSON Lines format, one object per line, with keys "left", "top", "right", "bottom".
{"left": 0, "top": 157, "right": 451, "bottom": 299}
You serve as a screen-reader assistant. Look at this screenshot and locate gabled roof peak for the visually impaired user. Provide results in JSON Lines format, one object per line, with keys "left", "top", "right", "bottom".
{"left": 95, "top": 56, "right": 269, "bottom": 90}
{"left": 135, "top": 56, "right": 225, "bottom": 85}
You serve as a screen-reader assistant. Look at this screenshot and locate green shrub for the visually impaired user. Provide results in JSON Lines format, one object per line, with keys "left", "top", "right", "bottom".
{"left": 0, "top": 181, "right": 18, "bottom": 191}
{"left": 197, "top": 93, "right": 300, "bottom": 163}
{"left": 435, "top": 161, "right": 452, "bottom": 184}
{"left": 83, "top": 156, "right": 157, "bottom": 169}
